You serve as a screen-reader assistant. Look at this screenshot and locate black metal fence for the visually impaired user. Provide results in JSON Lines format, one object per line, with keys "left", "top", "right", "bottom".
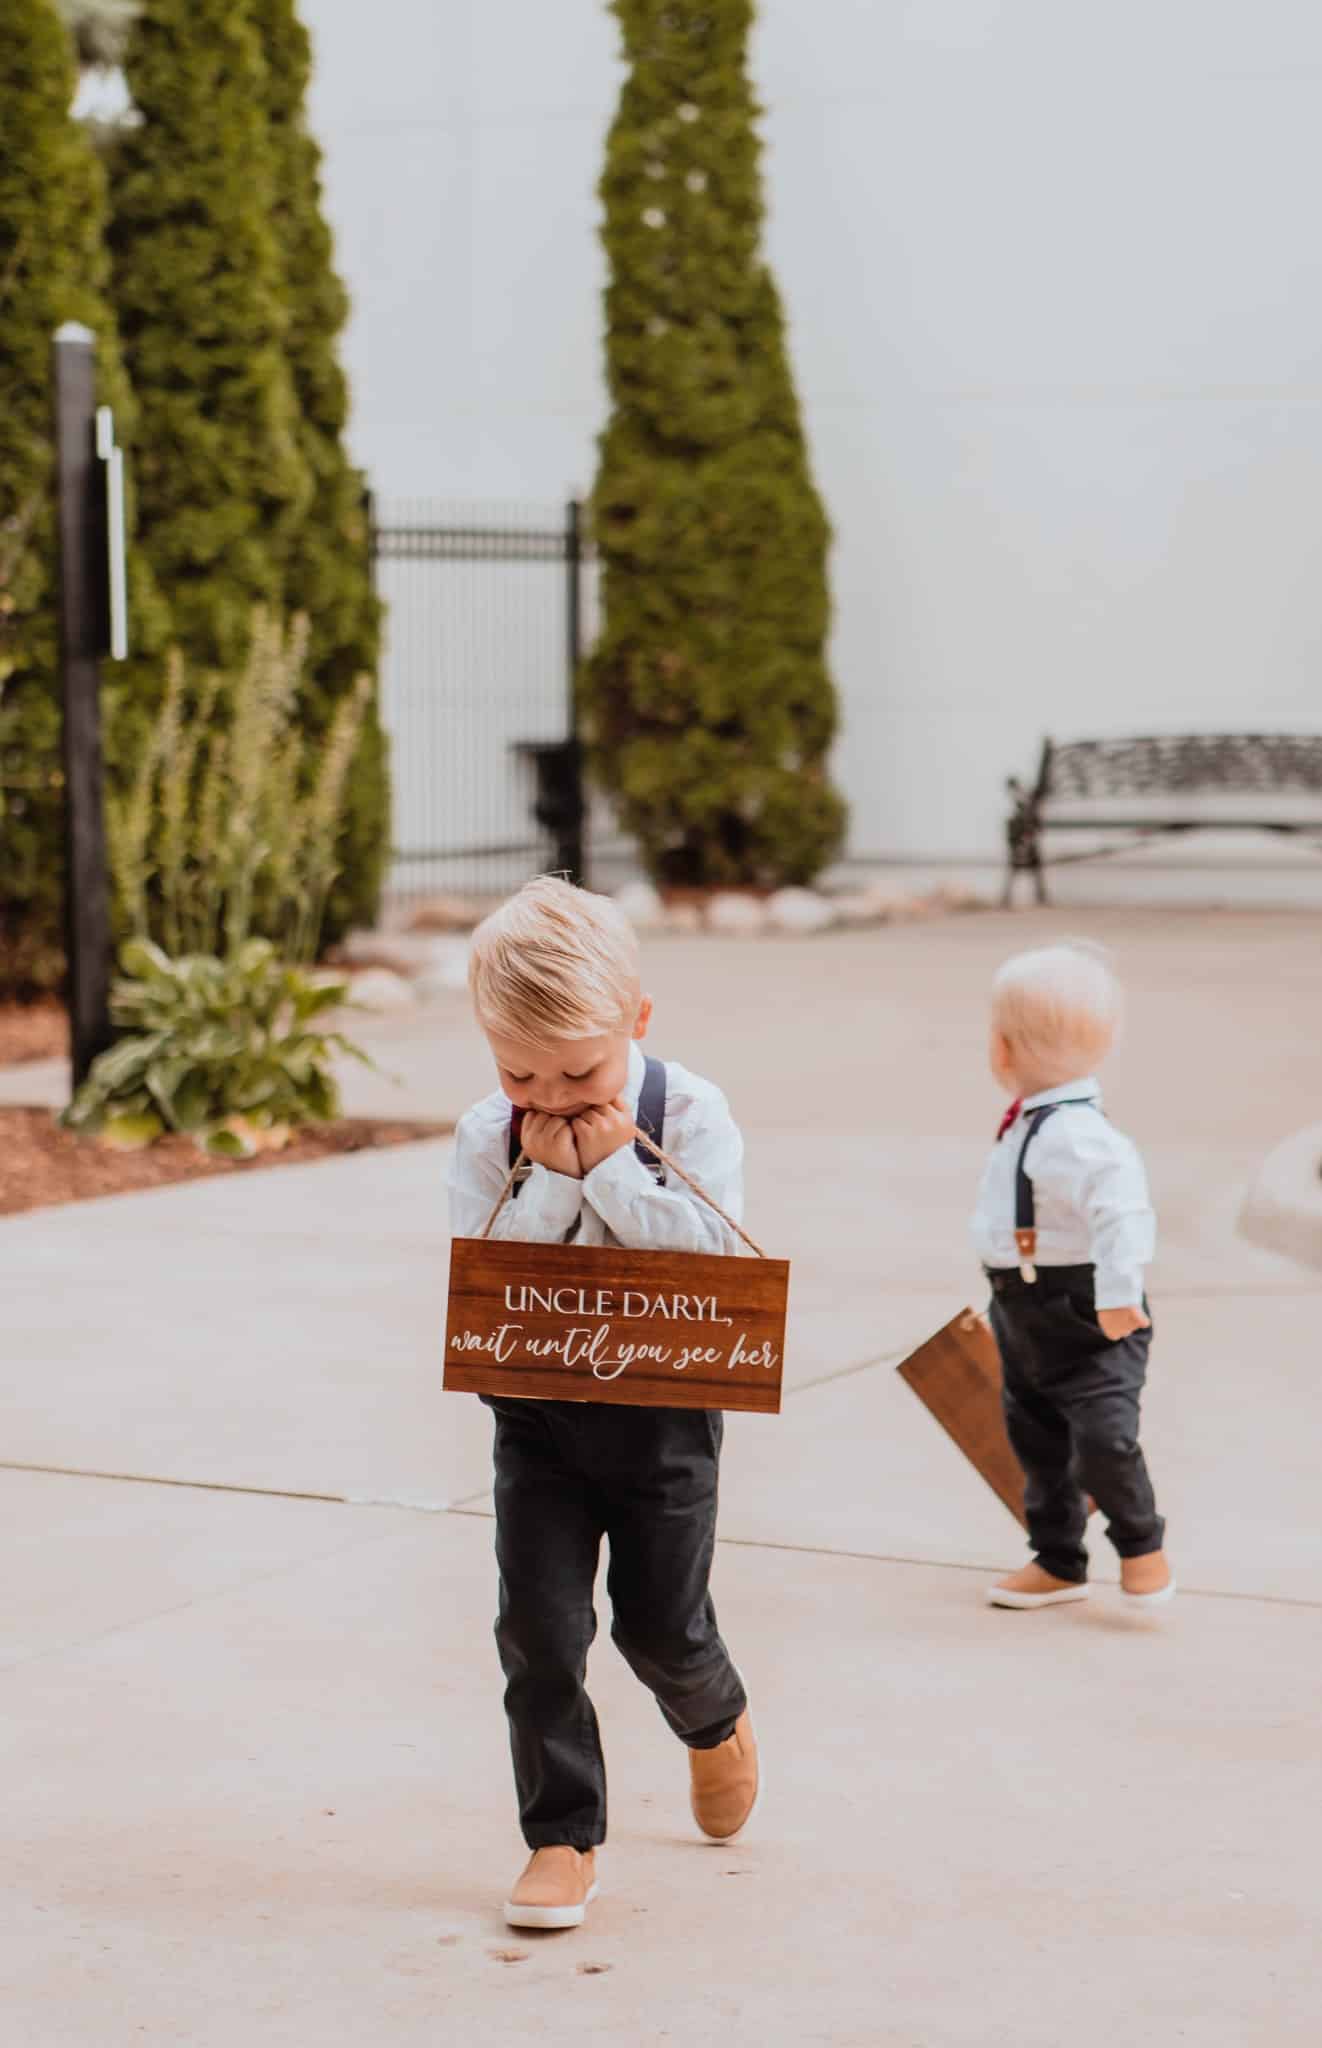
{"left": 371, "top": 500, "right": 594, "bottom": 902}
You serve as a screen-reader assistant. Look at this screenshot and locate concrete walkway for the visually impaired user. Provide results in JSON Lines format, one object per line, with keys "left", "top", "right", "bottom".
{"left": 4, "top": 908, "right": 1320, "bottom": 2045}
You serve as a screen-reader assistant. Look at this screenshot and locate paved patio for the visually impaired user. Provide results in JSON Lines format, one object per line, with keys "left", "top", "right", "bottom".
{"left": 3, "top": 907, "right": 1320, "bottom": 2044}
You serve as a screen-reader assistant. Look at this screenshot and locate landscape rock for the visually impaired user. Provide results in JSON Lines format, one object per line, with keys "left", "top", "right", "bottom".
{"left": 925, "top": 881, "right": 986, "bottom": 913}
{"left": 614, "top": 881, "right": 667, "bottom": 930}
{"left": 705, "top": 893, "right": 768, "bottom": 938}
{"left": 336, "top": 930, "right": 433, "bottom": 977}
{"left": 413, "top": 940, "right": 471, "bottom": 1002}
{"left": 423, "top": 937, "right": 471, "bottom": 983}
{"left": 866, "top": 889, "right": 929, "bottom": 923}
{"left": 403, "top": 893, "right": 483, "bottom": 934}
{"left": 345, "top": 968, "right": 416, "bottom": 1013}
{"left": 765, "top": 887, "right": 837, "bottom": 935}
{"left": 830, "top": 889, "right": 894, "bottom": 928}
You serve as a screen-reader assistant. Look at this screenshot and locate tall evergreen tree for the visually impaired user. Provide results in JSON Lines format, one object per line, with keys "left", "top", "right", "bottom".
{"left": 0, "top": 0, "right": 146, "bottom": 993}
{"left": 108, "top": 0, "right": 312, "bottom": 672}
{"left": 583, "top": 0, "right": 846, "bottom": 889}
{"left": 250, "top": 0, "right": 387, "bottom": 934}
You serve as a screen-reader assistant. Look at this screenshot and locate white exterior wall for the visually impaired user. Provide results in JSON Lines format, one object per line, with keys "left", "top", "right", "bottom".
{"left": 305, "top": 1, "right": 1322, "bottom": 872}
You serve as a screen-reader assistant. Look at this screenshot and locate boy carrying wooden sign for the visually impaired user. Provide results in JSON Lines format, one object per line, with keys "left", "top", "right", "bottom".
{"left": 445, "top": 878, "right": 786, "bottom": 1933}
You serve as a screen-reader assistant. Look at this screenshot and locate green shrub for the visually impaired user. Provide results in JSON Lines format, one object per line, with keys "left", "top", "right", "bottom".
{"left": 69, "top": 607, "right": 375, "bottom": 1154}
{"left": 582, "top": 0, "right": 847, "bottom": 889}
{"left": 252, "top": 0, "right": 388, "bottom": 938}
{"left": 106, "top": 609, "right": 370, "bottom": 965}
{"left": 108, "top": 0, "right": 312, "bottom": 674}
{"left": 0, "top": 0, "right": 152, "bottom": 997}
{"left": 106, "top": 0, "right": 387, "bottom": 934}
{"left": 63, "top": 936, "right": 364, "bottom": 1155}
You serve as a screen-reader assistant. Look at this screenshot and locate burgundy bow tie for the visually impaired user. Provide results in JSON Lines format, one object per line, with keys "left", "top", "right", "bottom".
{"left": 996, "top": 1098, "right": 1024, "bottom": 1141}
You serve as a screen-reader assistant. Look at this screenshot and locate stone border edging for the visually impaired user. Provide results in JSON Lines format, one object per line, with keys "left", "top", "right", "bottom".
{"left": 610, "top": 880, "right": 985, "bottom": 937}
{"left": 1238, "top": 1120, "right": 1322, "bottom": 1273}
{"left": 329, "top": 882, "right": 988, "bottom": 1009}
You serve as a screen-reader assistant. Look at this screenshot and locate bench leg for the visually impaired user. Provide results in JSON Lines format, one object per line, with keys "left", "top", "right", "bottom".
{"left": 1005, "top": 787, "right": 1044, "bottom": 910}
{"left": 1004, "top": 860, "right": 1049, "bottom": 908}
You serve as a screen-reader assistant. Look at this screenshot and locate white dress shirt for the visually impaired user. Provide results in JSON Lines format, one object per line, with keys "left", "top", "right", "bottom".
{"left": 447, "top": 1041, "right": 746, "bottom": 1257}
{"left": 970, "top": 1078, "right": 1156, "bottom": 1310}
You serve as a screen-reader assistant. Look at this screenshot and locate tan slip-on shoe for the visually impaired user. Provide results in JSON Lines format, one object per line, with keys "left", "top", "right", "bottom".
{"left": 503, "top": 1846, "right": 598, "bottom": 1931}
{"left": 690, "top": 1709, "right": 759, "bottom": 1842}
{"left": 1120, "top": 1551, "right": 1177, "bottom": 1606}
{"left": 986, "top": 1563, "right": 1090, "bottom": 1610}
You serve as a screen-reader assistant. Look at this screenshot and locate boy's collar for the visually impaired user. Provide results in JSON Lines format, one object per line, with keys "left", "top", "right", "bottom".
{"left": 1022, "top": 1076, "right": 1101, "bottom": 1111}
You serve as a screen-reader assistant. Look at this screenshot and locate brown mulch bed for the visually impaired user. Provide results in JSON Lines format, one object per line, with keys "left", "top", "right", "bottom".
{"left": 0, "top": 1001, "right": 69, "bottom": 1067}
{"left": 0, "top": 1107, "right": 453, "bottom": 1219}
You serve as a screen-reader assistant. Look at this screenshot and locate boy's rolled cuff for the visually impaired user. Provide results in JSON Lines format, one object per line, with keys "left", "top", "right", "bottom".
{"left": 581, "top": 1142, "right": 657, "bottom": 1234}
{"left": 1093, "top": 1266, "right": 1149, "bottom": 1314}
{"left": 516, "top": 1163, "right": 584, "bottom": 1234}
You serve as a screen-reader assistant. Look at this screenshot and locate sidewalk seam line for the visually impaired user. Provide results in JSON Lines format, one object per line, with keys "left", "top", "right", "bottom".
{"left": 9, "top": 1464, "right": 1318, "bottom": 1613}
{"left": 0, "top": 1460, "right": 348, "bottom": 1506}
{"left": 710, "top": 1534, "right": 1322, "bottom": 1610}
{"left": 788, "top": 1347, "right": 907, "bottom": 1394}
{"left": 0, "top": 1523, "right": 402, "bottom": 1676}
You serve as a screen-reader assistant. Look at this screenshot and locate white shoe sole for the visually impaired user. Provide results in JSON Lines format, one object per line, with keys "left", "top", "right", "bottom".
{"left": 1122, "top": 1577, "right": 1177, "bottom": 1607}
{"left": 986, "top": 1582, "right": 1090, "bottom": 1610}
{"left": 503, "top": 1880, "right": 598, "bottom": 1931}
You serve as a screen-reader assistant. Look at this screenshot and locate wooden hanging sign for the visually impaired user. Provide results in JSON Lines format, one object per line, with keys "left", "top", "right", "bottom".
{"left": 444, "top": 1237, "right": 788, "bottom": 1413}
{"left": 896, "top": 1308, "right": 1028, "bottom": 1527}
{"left": 444, "top": 1123, "right": 786, "bottom": 1413}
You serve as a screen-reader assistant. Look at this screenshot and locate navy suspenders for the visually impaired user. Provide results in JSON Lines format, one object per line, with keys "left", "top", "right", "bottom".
{"left": 508, "top": 1054, "right": 667, "bottom": 1197}
{"left": 1012, "top": 1098, "right": 1100, "bottom": 1280}
{"left": 632, "top": 1055, "right": 668, "bottom": 1175}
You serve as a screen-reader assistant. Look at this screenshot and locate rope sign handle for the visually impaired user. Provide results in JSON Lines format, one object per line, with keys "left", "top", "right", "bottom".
{"left": 479, "top": 1124, "right": 768, "bottom": 1259}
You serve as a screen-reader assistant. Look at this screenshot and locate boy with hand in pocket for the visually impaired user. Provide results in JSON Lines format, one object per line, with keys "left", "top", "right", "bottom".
{"left": 972, "top": 942, "right": 1175, "bottom": 1611}
{"left": 448, "top": 878, "right": 758, "bottom": 1931}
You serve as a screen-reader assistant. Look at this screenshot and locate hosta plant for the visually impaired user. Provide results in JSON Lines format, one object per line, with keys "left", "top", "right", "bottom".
{"left": 62, "top": 937, "right": 371, "bottom": 1156}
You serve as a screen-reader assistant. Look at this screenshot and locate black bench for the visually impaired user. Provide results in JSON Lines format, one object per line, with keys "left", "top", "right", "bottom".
{"left": 1004, "top": 734, "right": 1322, "bottom": 904}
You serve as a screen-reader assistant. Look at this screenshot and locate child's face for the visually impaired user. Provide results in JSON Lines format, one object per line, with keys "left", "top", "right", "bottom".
{"left": 484, "top": 997, "right": 653, "bottom": 1118}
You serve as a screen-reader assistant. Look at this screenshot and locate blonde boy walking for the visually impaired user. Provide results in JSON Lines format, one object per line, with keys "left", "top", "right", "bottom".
{"left": 448, "top": 878, "right": 758, "bottom": 1930}
{"left": 972, "top": 942, "right": 1175, "bottom": 1610}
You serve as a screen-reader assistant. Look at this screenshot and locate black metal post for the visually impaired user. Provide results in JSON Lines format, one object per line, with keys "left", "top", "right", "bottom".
{"left": 362, "top": 482, "right": 378, "bottom": 591}
{"left": 52, "top": 323, "right": 114, "bottom": 1089}
{"left": 560, "top": 498, "right": 587, "bottom": 885}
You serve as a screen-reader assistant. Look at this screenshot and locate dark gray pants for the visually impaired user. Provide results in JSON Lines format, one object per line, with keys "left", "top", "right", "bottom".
{"left": 989, "top": 1266, "right": 1166, "bottom": 1584}
{"left": 485, "top": 1398, "right": 746, "bottom": 1850}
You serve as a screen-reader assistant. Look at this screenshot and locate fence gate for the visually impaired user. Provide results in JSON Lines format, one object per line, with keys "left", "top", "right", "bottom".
{"left": 372, "top": 500, "right": 590, "bottom": 903}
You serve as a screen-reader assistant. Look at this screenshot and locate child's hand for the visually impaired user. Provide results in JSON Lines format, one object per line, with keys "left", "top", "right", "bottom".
{"left": 1097, "top": 1305, "right": 1151, "bottom": 1341}
{"left": 520, "top": 1111, "right": 582, "bottom": 1180}
{"left": 572, "top": 1098, "right": 636, "bottom": 1176}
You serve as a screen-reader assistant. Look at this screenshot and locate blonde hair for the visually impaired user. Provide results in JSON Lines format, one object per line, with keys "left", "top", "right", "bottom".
{"left": 991, "top": 940, "right": 1122, "bottom": 1083}
{"left": 468, "top": 876, "right": 641, "bottom": 1046}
